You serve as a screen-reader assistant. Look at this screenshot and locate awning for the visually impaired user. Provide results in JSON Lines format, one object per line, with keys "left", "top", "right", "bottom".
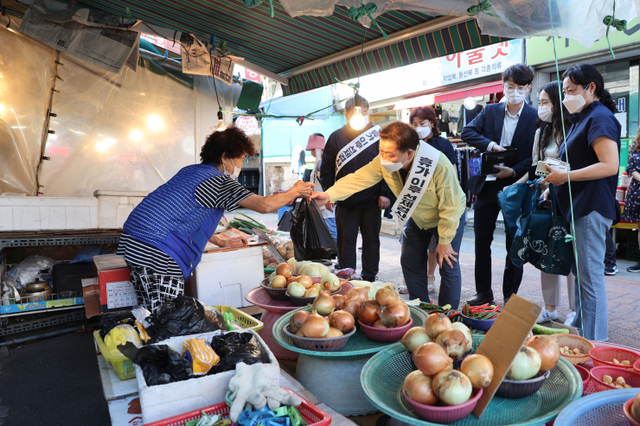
{"left": 3, "top": 0, "right": 506, "bottom": 96}
{"left": 434, "top": 80, "right": 503, "bottom": 103}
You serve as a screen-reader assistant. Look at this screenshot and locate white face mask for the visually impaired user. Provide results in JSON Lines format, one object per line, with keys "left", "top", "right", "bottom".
{"left": 381, "top": 151, "right": 408, "bottom": 173}
{"left": 225, "top": 159, "right": 241, "bottom": 180}
{"left": 538, "top": 105, "right": 553, "bottom": 123}
{"left": 504, "top": 84, "right": 528, "bottom": 105}
{"left": 562, "top": 86, "right": 593, "bottom": 114}
{"left": 415, "top": 126, "right": 432, "bottom": 140}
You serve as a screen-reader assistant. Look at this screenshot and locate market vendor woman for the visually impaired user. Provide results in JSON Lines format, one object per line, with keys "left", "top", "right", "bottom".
{"left": 312, "top": 121, "right": 466, "bottom": 308}
{"left": 117, "top": 127, "right": 314, "bottom": 313}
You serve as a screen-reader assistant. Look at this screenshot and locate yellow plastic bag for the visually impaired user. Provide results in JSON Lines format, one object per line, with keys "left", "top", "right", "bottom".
{"left": 103, "top": 324, "right": 142, "bottom": 358}
{"left": 183, "top": 338, "right": 220, "bottom": 376}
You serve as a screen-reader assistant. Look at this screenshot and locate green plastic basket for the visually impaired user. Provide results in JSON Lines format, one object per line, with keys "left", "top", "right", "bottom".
{"left": 360, "top": 343, "right": 582, "bottom": 426}
{"left": 272, "top": 305, "right": 427, "bottom": 360}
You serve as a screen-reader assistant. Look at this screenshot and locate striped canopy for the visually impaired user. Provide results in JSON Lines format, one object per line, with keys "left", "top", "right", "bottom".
{"left": 3, "top": 0, "right": 505, "bottom": 95}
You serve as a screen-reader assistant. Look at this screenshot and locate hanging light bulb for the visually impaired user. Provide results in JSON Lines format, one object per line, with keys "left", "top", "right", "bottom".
{"left": 216, "top": 110, "right": 227, "bottom": 131}
{"left": 350, "top": 106, "right": 366, "bottom": 131}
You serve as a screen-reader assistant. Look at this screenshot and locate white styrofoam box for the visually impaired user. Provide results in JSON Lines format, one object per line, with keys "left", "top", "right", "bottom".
{"left": 192, "top": 245, "right": 264, "bottom": 308}
{"left": 135, "top": 329, "right": 279, "bottom": 424}
{"left": 0, "top": 196, "right": 98, "bottom": 231}
{"left": 93, "top": 190, "right": 148, "bottom": 229}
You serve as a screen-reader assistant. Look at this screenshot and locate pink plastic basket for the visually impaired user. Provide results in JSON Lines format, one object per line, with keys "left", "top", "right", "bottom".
{"left": 589, "top": 347, "right": 640, "bottom": 369}
{"left": 145, "top": 388, "right": 331, "bottom": 426}
{"left": 589, "top": 366, "right": 640, "bottom": 393}
{"left": 402, "top": 387, "right": 483, "bottom": 423}
{"left": 634, "top": 358, "right": 640, "bottom": 374}
{"left": 358, "top": 317, "right": 413, "bottom": 343}
{"left": 624, "top": 397, "right": 640, "bottom": 426}
{"left": 573, "top": 364, "right": 590, "bottom": 394}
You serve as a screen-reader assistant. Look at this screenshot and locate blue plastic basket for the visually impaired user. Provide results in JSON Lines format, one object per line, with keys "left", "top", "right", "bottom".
{"left": 553, "top": 388, "right": 638, "bottom": 426}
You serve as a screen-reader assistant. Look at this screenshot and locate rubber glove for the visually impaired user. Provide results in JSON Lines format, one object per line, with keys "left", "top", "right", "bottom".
{"left": 228, "top": 362, "right": 301, "bottom": 422}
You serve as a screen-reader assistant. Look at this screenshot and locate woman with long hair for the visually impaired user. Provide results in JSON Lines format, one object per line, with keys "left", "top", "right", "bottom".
{"left": 543, "top": 64, "right": 621, "bottom": 341}
{"left": 531, "top": 81, "right": 576, "bottom": 325}
{"left": 622, "top": 135, "right": 640, "bottom": 272}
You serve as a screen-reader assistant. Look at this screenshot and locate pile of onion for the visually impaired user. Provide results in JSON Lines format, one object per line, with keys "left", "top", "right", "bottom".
{"left": 525, "top": 335, "right": 560, "bottom": 372}
{"left": 359, "top": 300, "right": 381, "bottom": 325}
{"left": 431, "top": 370, "right": 473, "bottom": 406}
{"left": 460, "top": 354, "right": 494, "bottom": 389}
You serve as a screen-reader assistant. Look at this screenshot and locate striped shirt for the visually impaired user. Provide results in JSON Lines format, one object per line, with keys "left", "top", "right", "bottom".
{"left": 117, "top": 175, "right": 253, "bottom": 276}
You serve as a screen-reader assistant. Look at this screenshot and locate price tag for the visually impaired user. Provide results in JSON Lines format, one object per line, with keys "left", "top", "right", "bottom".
{"left": 106, "top": 281, "right": 137, "bottom": 309}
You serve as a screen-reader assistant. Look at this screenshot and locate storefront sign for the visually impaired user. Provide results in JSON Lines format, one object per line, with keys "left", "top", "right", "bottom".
{"left": 236, "top": 116, "right": 260, "bottom": 136}
{"left": 440, "top": 40, "right": 523, "bottom": 86}
{"left": 527, "top": 20, "right": 640, "bottom": 65}
{"left": 244, "top": 69, "right": 262, "bottom": 83}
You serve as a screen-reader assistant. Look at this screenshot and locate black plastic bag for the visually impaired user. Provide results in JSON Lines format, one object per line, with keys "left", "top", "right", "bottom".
{"left": 208, "top": 333, "right": 270, "bottom": 375}
{"left": 99, "top": 312, "right": 136, "bottom": 340}
{"left": 146, "top": 295, "right": 226, "bottom": 343}
{"left": 290, "top": 199, "right": 338, "bottom": 260}
{"left": 133, "top": 344, "right": 193, "bottom": 386}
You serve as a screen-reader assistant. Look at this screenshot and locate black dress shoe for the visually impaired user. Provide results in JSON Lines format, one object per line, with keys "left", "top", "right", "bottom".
{"left": 467, "top": 293, "right": 495, "bottom": 306}
{"left": 503, "top": 296, "right": 511, "bottom": 305}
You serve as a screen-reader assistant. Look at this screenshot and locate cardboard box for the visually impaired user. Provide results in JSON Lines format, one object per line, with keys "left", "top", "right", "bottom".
{"left": 473, "top": 294, "right": 541, "bottom": 417}
{"left": 135, "top": 329, "right": 279, "bottom": 424}
{"left": 93, "top": 254, "right": 136, "bottom": 312}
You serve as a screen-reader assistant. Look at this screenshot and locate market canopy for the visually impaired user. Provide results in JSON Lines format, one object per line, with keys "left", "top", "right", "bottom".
{"left": 3, "top": 0, "right": 639, "bottom": 95}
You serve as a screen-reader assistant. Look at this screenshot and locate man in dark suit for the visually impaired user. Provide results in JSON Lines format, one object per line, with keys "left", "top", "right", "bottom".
{"left": 461, "top": 64, "right": 537, "bottom": 306}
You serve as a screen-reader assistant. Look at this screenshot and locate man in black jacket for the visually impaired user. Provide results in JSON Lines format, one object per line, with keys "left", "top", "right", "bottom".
{"left": 461, "top": 64, "right": 537, "bottom": 306}
{"left": 320, "top": 95, "right": 392, "bottom": 281}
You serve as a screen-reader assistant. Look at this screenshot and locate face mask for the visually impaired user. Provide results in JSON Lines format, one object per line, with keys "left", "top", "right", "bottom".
{"left": 381, "top": 152, "right": 407, "bottom": 173}
{"left": 562, "top": 86, "right": 593, "bottom": 114}
{"left": 225, "top": 159, "right": 241, "bottom": 180}
{"left": 538, "top": 105, "right": 553, "bottom": 123}
{"left": 504, "top": 85, "right": 528, "bottom": 105}
{"left": 415, "top": 126, "right": 432, "bottom": 140}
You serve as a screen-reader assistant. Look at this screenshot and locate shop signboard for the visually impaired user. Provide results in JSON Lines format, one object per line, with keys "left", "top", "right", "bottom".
{"left": 236, "top": 116, "right": 260, "bottom": 136}
{"left": 440, "top": 40, "right": 523, "bottom": 86}
{"left": 527, "top": 19, "right": 640, "bottom": 65}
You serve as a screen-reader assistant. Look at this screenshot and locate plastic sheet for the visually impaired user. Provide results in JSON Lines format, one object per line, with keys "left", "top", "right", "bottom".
{"left": 290, "top": 199, "right": 338, "bottom": 261}
{"left": 146, "top": 296, "right": 227, "bottom": 344}
{"left": 0, "top": 27, "right": 56, "bottom": 196}
{"left": 279, "top": 0, "right": 638, "bottom": 48}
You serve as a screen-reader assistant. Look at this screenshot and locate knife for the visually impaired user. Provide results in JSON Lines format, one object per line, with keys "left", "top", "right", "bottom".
{"left": 252, "top": 228, "right": 286, "bottom": 264}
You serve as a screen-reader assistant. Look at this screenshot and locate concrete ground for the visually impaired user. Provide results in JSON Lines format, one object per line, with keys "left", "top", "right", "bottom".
{"left": 0, "top": 208, "right": 638, "bottom": 426}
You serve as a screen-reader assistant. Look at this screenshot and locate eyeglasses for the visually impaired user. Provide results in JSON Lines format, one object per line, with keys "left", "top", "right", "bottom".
{"left": 504, "top": 83, "right": 529, "bottom": 93}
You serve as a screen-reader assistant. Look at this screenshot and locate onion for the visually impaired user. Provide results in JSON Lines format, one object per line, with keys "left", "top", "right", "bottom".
{"left": 333, "top": 295, "right": 347, "bottom": 310}
{"left": 372, "top": 319, "right": 387, "bottom": 328}
{"left": 460, "top": 354, "right": 494, "bottom": 389}
{"left": 342, "top": 298, "right": 360, "bottom": 317}
{"left": 359, "top": 300, "right": 381, "bottom": 325}
{"left": 326, "top": 327, "right": 344, "bottom": 338}
{"left": 507, "top": 346, "right": 541, "bottom": 380}
{"left": 295, "top": 329, "right": 304, "bottom": 337}
{"left": 381, "top": 301, "right": 410, "bottom": 327}
{"left": 413, "top": 342, "right": 453, "bottom": 376}
{"left": 375, "top": 287, "right": 399, "bottom": 306}
{"left": 271, "top": 275, "right": 287, "bottom": 288}
{"left": 297, "top": 275, "right": 313, "bottom": 289}
{"left": 304, "top": 288, "right": 320, "bottom": 298}
{"left": 346, "top": 287, "right": 368, "bottom": 305}
{"left": 321, "top": 273, "right": 341, "bottom": 292}
{"left": 287, "top": 275, "right": 300, "bottom": 284}
{"left": 300, "top": 310, "right": 330, "bottom": 338}
{"left": 329, "top": 310, "right": 355, "bottom": 333}
{"left": 276, "top": 263, "right": 293, "bottom": 279}
{"left": 403, "top": 371, "right": 438, "bottom": 405}
{"left": 632, "top": 393, "right": 640, "bottom": 423}
{"left": 287, "top": 282, "right": 306, "bottom": 297}
{"left": 401, "top": 327, "right": 433, "bottom": 353}
{"left": 313, "top": 291, "right": 336, "bottom": 316}
{"left": 289, "top": 311, "right": 309, "bottom": 334}
{"left": 525, "top": 335, "right": 560, "bottom": 372}
{"left": 435, "top": 329, "right": 469, "bottom": 361}
{"left": 431, "top": 370, "right": 472, "bottom": 406}
{"left": 451, "top": 322, "right": 473, "bottom": 353}
{"left": 424, "top": 313, "right": 452, "bottom": 339}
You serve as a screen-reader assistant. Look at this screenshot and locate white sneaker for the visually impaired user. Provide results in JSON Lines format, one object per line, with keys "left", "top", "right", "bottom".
{"left": 427, "top": 275, "right": 436, "bottom": 293}
{"left": 536, "top": 308, "right": 558, "bottom": 324}
{"left": 564, "top": 311, "right": 576, "bottom": 326}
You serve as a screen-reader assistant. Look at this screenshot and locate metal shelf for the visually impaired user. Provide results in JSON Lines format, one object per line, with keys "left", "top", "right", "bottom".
{"left": 0, "top": 229, "right": 121, "bottom": 251}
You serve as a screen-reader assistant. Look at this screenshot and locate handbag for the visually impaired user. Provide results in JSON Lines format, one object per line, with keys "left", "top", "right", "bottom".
{"left": 497, "top": 180, "right": 541, "bottom": 239}
{"left": 509, "top": 186, "right": 573, "bottom": 276}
